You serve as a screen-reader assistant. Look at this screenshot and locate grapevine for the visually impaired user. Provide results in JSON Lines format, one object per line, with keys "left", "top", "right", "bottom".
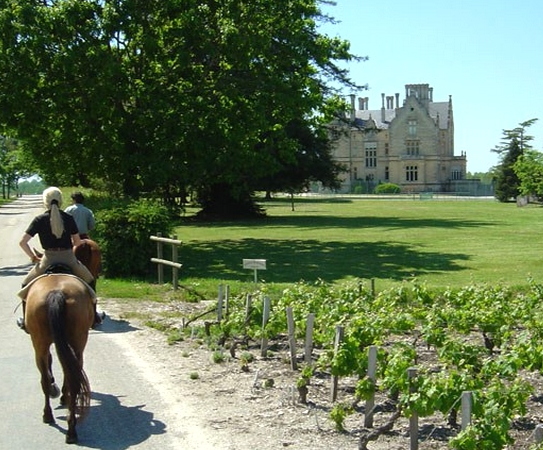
{"left": 208, "top": 278, "right": 543, "bottom": 448}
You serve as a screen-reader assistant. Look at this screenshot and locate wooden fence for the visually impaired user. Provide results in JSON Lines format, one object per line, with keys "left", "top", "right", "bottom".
{"left": 150, "top": 233, "right": 182, "bottom": 289}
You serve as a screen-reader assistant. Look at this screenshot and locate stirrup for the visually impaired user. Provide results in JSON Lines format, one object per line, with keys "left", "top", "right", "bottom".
{"left": 17, "top": 317, "right": 29, "bottom": 334}
{"left": 92, "top": 310, "right": 106, "bottom": 328}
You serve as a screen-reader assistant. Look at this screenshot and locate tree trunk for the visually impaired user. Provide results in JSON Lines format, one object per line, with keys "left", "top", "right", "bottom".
{"left": 196, "top": 182, "right": 264, "bottom": 219}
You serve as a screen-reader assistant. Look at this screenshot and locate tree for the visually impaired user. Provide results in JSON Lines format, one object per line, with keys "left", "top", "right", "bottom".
{"left": 514, "top": 148, "right": 543, "bottom": 200}
{"left": 257, "top": 118, "right": 345, "bottom": 196}
{"left": 494, "top": 139, "right": 522, "bottom": 202}
{"left": 492, "top": 119, "right": 538, "bottom": 202}
{"left": 0, "top": 135, "right": 34, "bottom": 198}
{"left": 466, "top": 171, "right": 495, "bottom": 185}
{"left": 0, "top": 0, "right": 363, "bottom": 216}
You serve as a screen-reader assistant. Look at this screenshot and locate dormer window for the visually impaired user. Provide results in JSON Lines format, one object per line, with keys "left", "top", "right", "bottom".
{"left": 408, "top": 120, "right": 417, "bottom": 136}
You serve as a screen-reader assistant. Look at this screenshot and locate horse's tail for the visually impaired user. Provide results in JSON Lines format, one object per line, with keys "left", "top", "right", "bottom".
{"left": 47, "top": 290, "right": 91, "bottom": 419}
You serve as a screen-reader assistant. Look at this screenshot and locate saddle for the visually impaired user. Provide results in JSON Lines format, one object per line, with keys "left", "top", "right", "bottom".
{"left": 44, "top": 263, "right": 73, "bottom": 275}
{"left": 18, "top": 270, "right": 94, "bottom": 301}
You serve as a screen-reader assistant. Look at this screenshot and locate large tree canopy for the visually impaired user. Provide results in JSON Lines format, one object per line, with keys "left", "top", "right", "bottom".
{"left": 0, "top": 0, "right": 360, "bottom": 216}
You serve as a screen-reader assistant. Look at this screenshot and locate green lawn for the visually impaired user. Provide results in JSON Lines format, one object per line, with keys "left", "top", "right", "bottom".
{"left": 174, "top": 197, "right": 543, "bottom": 291}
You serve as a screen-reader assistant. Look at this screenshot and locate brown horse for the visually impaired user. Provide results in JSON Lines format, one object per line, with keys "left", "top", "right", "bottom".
{"left": 73, "top": 238, "right": 101, "bottom": 281}
{"left": 25, "top": 274, "right": 95, "bottom": 444}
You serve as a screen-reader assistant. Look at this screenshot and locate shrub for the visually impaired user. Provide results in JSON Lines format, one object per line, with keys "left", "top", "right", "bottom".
{"left": 353, "top": 184, "right": 365, "bottom": 194}
{"left": 95, "top": 199, "right": 173, "bottom": 278}
{"left": 375, "top": 183, "right": 401, "bottom": 194}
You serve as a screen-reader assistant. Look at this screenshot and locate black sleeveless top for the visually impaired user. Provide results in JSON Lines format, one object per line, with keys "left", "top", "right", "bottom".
{"left": 25, "top": 210, "right": 79, "bottom": 250}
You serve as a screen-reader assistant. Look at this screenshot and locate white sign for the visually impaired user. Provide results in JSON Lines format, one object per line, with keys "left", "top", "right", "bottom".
{"left": 243, "top": 259, "right": 267, "bottom": 270}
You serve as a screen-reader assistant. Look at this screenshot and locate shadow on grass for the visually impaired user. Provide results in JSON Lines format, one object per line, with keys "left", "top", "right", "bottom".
{"left": 185, "top": 214, "right": 495, "bottom": 231}
{"left": 179, "top": 215, "right": 492, "bottom": 283}
{"left": 181, "top": 238, "right": 471, "bottom": 283}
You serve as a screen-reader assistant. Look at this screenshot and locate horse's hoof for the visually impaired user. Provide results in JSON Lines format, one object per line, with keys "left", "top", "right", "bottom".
{"left": 66, "top": 433, "right": 78, "bottom": 445}
{"left": 49, "top": 383, "right": 60, "bottom": 399}
{"left": 43, "top": 414, "right": 55, "bottom": 424}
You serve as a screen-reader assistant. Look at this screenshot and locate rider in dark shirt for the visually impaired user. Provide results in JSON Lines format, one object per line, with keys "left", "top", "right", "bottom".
{"left": 17, "top": 187, "right": 104, "bottom": 331}
{"left": 26, "top": 209, "right": 79, "bottom": 251}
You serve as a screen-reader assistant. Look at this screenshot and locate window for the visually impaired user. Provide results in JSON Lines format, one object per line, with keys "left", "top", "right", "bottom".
{"left": 365, "top": 142, "right": 377, "bottom": 168}
{"left": 451, "top": 169, "right": 462, "bottom": 180}
{"left": 384, "top": 143, "right": 389, "bottom": 155}
{"left": 406, "top": 165, "right": 418, "bottom": 182}
{"left": 406, "top": 140, "right": 419, "bottom": 156}
{"left": 385, "top": 166, "right": 389, "bottom": 181}
{"left": 408, "top": 120, "right": 417, "bottom": 136}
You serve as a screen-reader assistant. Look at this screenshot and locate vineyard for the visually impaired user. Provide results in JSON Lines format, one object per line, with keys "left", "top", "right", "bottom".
{"left": 201, "top": 278, "right": 543, "bottom": 449}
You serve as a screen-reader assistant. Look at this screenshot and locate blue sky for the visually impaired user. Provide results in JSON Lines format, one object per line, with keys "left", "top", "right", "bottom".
{"left": 318, "top": 0, "right": 543, "bottom": 173}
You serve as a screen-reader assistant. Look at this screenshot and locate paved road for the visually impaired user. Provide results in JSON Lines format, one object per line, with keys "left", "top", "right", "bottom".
{"left": 0, "top": 196, "right": 211, "bottom": 449}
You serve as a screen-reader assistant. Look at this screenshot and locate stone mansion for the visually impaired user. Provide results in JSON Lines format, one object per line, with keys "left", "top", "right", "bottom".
{"left": 330, "top": 83, "right": 468, "bottom": 193}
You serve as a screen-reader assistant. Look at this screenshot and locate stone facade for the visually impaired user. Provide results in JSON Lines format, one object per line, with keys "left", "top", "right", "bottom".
{"left": 330, "top": 84, "right": 467, "bottom": 193}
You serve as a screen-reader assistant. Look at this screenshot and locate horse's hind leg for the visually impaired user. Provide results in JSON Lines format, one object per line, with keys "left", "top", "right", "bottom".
{"left": 47, "top": 352, "right": 60, "bottom": 399}
{"left": 60, "top": 379, "right": 70, "bottom": 406}
{"left": 66, "top": 392, "right": 78, "bottom": 444}
{"left": 36, "top": 354, "right": 55, "bottom": 424}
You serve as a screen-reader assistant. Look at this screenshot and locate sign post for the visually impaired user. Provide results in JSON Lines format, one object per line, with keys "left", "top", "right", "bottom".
{"left": 242, "top": 259, "right": 267, "bottom": 283}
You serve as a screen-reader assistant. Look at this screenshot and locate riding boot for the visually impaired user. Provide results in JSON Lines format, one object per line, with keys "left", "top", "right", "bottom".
{"left": 89, "top": 279, "right": 106, "bottom": 328}
{"left": 17, "top": 298, "right": 28, "bottom": 333}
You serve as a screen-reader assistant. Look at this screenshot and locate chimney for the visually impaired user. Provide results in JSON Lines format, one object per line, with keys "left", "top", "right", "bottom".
{"left": 358, "top": 97, "right": 369, "bottom": 110}
{"left": 386, "top": 95, "right": 394, "bottom": 109}
{"left": 395, "top": 93, "right": 400, "bottom": 111}
{"left": 381, "top": 93, "right": 385, "bottom": 122}
{"left": 358, "top": 97, "right": 364, "bottom": 110}
{"left": 350, "top": 94, "right": 356, "bottom": 122}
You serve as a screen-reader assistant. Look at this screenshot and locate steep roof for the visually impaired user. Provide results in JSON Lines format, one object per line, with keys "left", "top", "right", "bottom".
{"left": 352, "top": 101, "right": 450, "bottom": 130}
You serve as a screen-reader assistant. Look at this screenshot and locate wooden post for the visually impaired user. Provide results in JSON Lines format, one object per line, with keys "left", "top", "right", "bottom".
{"left": 224, "top": 285, "right": 230, "bottom": 318}
{"left": 461, "top": 391, "right": 472, "bottom": 430}
{"left": 535, "top": 424, "right": 543, "bottom": 443}
{"left": 172, "top": 234, "right": 179, "bottom": 290}
{"left": 245, "top": 294, "right": 252, "bottom": 324}
{"left": 331, "top": 326, "right": 344, "bottom": 402}
{"left": 261, "top": 296, "right": 271, "bottom": 357}
{"left": 156, "top": 232, "right": 163, "bottom": 284}
{"left": 364, "top": 345, "right": 378, "bottom": 427}
{"left": 217, "top": 284, "right": 224, "bottom": 322}
{"left": 408, "top": 367, "right": 418, "bottom": 450}
{"left": 286, "top": 307, "right": 297, "bottom": 370}
{"left": 304, "top": 313, "right": 315, "bottom": 364}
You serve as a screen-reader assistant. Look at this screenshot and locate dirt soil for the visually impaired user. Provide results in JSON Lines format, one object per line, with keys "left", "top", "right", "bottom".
{"left": 98, "top": 297, "right": 543, "bottom": 450}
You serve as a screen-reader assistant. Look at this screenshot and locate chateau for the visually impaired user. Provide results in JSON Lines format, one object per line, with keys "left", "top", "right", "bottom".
{"left": 330, "top": 84, "right": 468, "bottom": 193}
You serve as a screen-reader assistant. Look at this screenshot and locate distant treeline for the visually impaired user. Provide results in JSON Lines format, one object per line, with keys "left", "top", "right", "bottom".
{"left": 18, "top": 179, "right": 46, "bottom": 195}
